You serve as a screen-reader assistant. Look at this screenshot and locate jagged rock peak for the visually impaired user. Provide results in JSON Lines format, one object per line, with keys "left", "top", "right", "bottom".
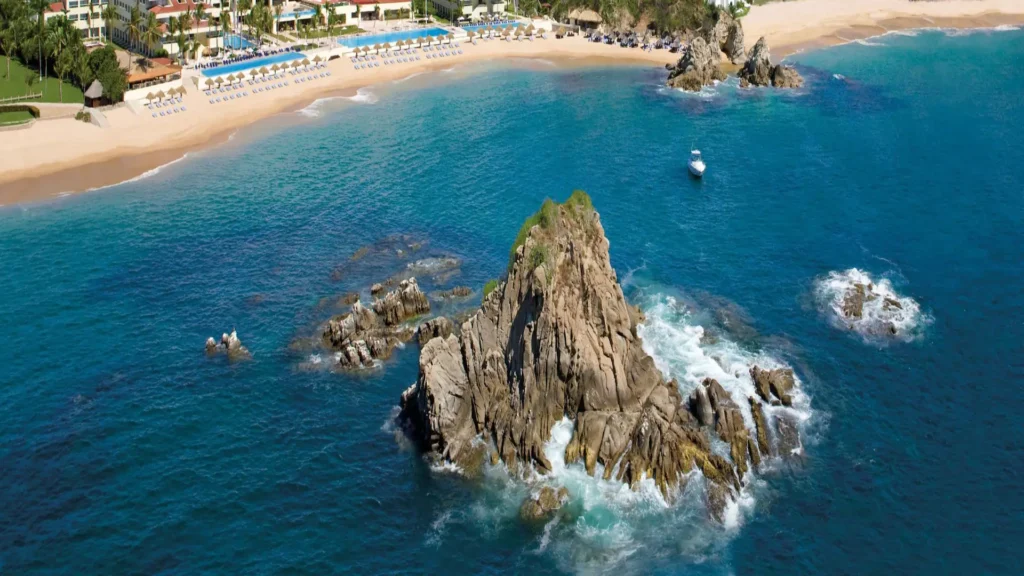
{"left": 739, "top": 36, "right": 804, "bottom": 89}
{"left": 666, "top": 36, "right": 726, "bottom": 91}
{"left": 400, "top": 192, "right": 741, "bottom": 514}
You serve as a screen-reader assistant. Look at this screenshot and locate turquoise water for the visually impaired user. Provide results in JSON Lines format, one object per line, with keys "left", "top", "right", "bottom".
{"left": 2, "top": 28, "right": 1023, "bottom": 574}
{"left": 338, "top": 27, "right": 450, "bottom": 48}
{"left": 201, "top": 52, "right": 305, "bottom": 77}
{"left": 222, "top": 33, "right": 254, "bottom": 51}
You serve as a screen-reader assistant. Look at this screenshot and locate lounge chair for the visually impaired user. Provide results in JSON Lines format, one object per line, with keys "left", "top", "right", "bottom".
{"left": 152, "top": 112, "right": 157, "bottom": 117}
{"left": 181, "top": 106, "right": 187, "bottom": 111}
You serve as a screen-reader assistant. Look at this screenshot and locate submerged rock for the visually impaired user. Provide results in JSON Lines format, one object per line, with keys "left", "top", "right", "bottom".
{"left": 205, "top": 330, "right": 251, "bottom": 360}
{"left": 817, "top": 269, "right": 927, "bottom": 341}
{"left": 520, "top": 486, "right": 569, "bottom": 522}
{"left": 398, "top": 192, "right": 802, "bottom": 520}
{"left": 666, "top": 37, "right": 726, "bottom": 91}
{"left": 739, "top": 37, "right": 804, "bottom": 89}
{"left": 322, "top": 279, "right": 429, "bottom": 369}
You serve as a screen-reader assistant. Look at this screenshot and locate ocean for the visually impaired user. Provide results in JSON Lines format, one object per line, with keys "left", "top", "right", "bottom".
{"left": 1, "top": 27, "right": 1022, "bottom": 575}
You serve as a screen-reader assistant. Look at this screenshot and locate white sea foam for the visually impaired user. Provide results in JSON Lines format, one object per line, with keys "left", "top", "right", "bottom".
{"left": 854, "top": 38, "right": 886, "bottom": 47}
{"left": 296, "top": 96, "right": 344, "bottom": 118}
{"left": 425, "top": 510, "right": 453, "bottom": 547}
{"left": 82, "top": 152, "right": 192, "bottom": 193}
{"left": 833, "top": 73, "right": 846, "bottom": 81}
{"left": 391, "top": 71, "right": 425, "bottom": 84}
{"left": 814, "top": 268, "right": 931, "bottom": 343}
{"left": 308, "top": 353, "right": 323, "bottom": 365}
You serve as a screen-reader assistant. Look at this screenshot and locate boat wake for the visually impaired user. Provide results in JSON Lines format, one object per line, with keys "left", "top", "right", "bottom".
{"left": 814, "top": 268, "right": 931, "bottom": 343}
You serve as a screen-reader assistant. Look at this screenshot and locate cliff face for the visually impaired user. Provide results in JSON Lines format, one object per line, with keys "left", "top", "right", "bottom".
{"left": 667, "top": 37, "right": 727, "bottom": 91}
{"left": 399, "top": 193, "right": 800, "bottom": 519}
{"left": 739, "top": 36, "right": 805, "bottom": 89}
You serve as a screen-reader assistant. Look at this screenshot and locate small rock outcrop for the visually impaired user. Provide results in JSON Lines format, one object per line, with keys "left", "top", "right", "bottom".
{"left": 417, "top": 317, "right": 453, "bottom": 346}
{"left": 433, "top": 286, "right": 472, "bottom": 300}
{"left": 750, "top": 366, "right": 795, "bottom": 407}
{"left": 322, "top": 278, "right": 429, "bottom": 368}
{"left": 398, "top": 192, "right": 803, "bottom": 521}
{"left": 205, "top": 330, "right": 251, "bottom": 360}
{"left": 739, "top": 37, "right": 804, "bottom": 89}
{"left": 666, "top": 37, "right": 726, "bottom": 91}
{"left": 520, "top": 486, "right": 569, "bottom": 521}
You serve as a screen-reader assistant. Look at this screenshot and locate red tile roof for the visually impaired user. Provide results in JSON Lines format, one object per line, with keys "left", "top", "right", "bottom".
{"left": 350, "top": 0, "right": 411, "bottom": 4}
{"left": 46, "top": 1, "right": 64, "bottom": 13}
{"left": 149, "top": 0, "right": 200, "bottom": 15}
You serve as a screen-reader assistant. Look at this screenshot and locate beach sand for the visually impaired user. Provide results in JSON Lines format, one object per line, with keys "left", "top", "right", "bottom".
{"left": 743, "top": 0, "right": 1024, "bottom": 57}
{"left": 3, "top": 0, "right": 1023, "bottom": 205}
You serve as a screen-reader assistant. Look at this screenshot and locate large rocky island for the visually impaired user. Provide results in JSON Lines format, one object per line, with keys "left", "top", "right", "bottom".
{"left": 398, "top": 192, "right": 803, "bottom": 520}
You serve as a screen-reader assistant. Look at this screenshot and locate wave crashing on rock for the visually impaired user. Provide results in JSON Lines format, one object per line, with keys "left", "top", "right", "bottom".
{"left": 397, "top": 192, "right": 809, "bottom": 528}
{"left": 815, "top": 268, "right": 930, "bottom": 342}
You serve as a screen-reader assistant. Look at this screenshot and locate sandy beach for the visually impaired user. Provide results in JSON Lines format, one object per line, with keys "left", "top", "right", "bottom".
{"left": 3, "top": 0, "right": 1024, "bottom": 205}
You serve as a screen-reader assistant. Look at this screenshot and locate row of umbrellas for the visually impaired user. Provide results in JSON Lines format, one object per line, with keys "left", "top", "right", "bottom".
{"left": 199, "top": 56, "right": 324, "bottom": 88}
{"left": 466, "top": 24, "right": 541, "bottom": 39}
{"left": 144, "top": 86, "right": 186, "bottom": 102}
{"left": 350, "top": 34, "right": 454, "bottom": 54}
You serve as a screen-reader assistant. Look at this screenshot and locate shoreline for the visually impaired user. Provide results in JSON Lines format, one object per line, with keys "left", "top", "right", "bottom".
{"left": 3, "top": 2, "right": 1024, "bottom": 206}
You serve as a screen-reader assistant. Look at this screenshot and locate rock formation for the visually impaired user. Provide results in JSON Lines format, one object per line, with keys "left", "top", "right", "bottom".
{"left": 398, "top": 192, "right": 804, "bottom": 521}
{"left": 432, "top": 286, "right": 472, "bottom": 300}
{"left": 739, "top": 36, "right": 804, "bottom": 89}
{"left": 417, "top": 317, "right": 453, "bottom": 346}
{"left": 666, "top": 37, "right": 726, "bottom": 91}
{"left": 205, "top": 330, "right": 251, "bottom": 360}
{"left": 322, "top": 278, "right": 429, "bottom": 368}
{"left": 704, "top": 11, "right": 746, "bottom": 65}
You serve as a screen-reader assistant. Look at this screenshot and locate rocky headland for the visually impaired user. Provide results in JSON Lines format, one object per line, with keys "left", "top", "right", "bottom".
{"left": 397, "top": 192, "right": 804, "bottom": 520}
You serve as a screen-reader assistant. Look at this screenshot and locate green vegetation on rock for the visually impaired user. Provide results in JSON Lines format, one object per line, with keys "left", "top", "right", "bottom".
{"left": 482, "top": 279, "right": 499, "bottom": 300}
{"left": 508, "top": 191, "right": 594, "bottom": 271}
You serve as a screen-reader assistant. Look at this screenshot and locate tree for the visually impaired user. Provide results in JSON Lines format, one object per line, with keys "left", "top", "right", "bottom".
{"left": 326, "top": 7, "right": 336, "bottom": 44}
{"left": 194, "top": 2, "right": 207, "bottom": 30}
{"left": 101, "top": 3, "right": 117, "bottom": 43}
{"left": 86, "top": 0, "right": 95, "bottom": 39}
{"left": 142, "top": 11, "right": 161, "bottom": 58}
{"left": 127, "top": 5, "right": 142, "bottom": 69}
{"left": 273, "top": 3, "right": 282, "bottom": 36}
{"left": 28, "top": 0, "right": 49, "bottom": 80}
{"left": 1, "top": 27, "right": 18, "bottom": 80}
{"left": 313, "top": 4, "right": 323, "bottom": 32}
{"left": 47, "top": 16, "right": 72, "bottom": 101}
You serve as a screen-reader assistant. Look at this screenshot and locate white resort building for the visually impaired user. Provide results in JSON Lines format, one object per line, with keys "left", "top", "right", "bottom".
{"left": 426, "top": 0, "right": 505, "bottom": 22}
{"left": 45, "top": 0, "right": 109, "bottom": 40}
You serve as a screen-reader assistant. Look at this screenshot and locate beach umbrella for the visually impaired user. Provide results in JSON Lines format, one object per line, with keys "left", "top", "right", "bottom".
{"left": 146, "top": 92, "right": 156, "bottom": 103}
{"left": 250, "top": 69, "right": 260, "bottom": 79}
{"left": 302, "top": 58, "right": 311, "bottom": 66}
{"left": 259, "top": 66, "right": 270, "bottom": 76}
{"left": 203, "top": 79, "right": 214, "bottom": 89}
{"left": 383, "top": 42, "right": 392, "bottom": 51}
{"left": 271, "top": 63, "right": 280, "bottom": 73}
{"left": 425, "top": 35, "right": 434, "bottom": 44}
{"left": 155, "top": 89, "right": 166, "bottom": 101}
{"left": 373, "top": 43, "right": 382, "bottom": 53}
{"left": 313, "top": 55, "right": 323, "bottom": 63}
{"left": 215, "top": 76, "right": 223, "bottom": 86}
{"left": 292, "top": 61, "right": 302, "bottom": 69}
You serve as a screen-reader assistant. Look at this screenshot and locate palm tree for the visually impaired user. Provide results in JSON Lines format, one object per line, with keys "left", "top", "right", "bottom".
{"left": 47, "top": 17, "right": 71, "bottom": 101}
{"left": 142, "top": 11, "right": 161, "bottom": 58}
{"left": 313, "top": 4, "right": 323, "bottom": 34}
{"left": 194, "top": 2, "right": 207, "bottom": 30}
{"left": 326, "top": 7, "right": 336, "bottom": 44}
{"left": 238, "top": 0, "right": 252, "bottom": 38}
{"left": 101, "top": 3, "right": 117, "bottom": 43}
{"left": 127, "top": 5, "right": 142, "bottom": 69}
{"left": 86, "top": 0, "right": 95, "bottom": 39}
{"left": 28, "top": 0, "right": 49, "bottom": 81}
{"left": 1, "top": 28, "right": 19, "bottom": 81}
{"left": 273, "top": 3, "right": 282, "bottom": 36}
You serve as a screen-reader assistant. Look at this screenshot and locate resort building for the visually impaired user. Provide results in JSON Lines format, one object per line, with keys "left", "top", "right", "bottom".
{"left": 426, "top": 0, "right": 506, "bottom": 23}
{"left": 45, "top": 0, "right": 109, "bottom": 40}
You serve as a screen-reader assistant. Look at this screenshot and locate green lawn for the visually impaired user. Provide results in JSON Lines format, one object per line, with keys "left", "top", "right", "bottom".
{"left": 1, "top": 56, "right": 85, "bottom": 104}
{"left": 0, "top": 109, "right": 34, "bottom": 126}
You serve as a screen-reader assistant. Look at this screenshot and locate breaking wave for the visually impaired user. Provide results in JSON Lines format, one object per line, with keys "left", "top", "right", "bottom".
{"left": 429, "top": 289, "right": 816, "bottom": 574}
{"left": 814, "top": 268, "right": 931, "bottom": 343}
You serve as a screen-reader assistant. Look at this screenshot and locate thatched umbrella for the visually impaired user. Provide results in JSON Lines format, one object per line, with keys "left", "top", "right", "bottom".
{"left": 302, "top": 58, "right": 311, "bottom": 66}
{"left": 383, "top": 42, "right": 392, "bottom": 52}
{"left": 155, "top": 89, "right": 166, "bottom": 101}
{"left": 291, "top": 61, "right": 302, "bottom": 69}
{"left": 259, "top": 66, "right": 270, "bottom": 76}
{"left": 271, "top": 63, "right": 280, "bottom": 74}
{"left": 313, "top": 55, "right": 323, "bottom": 63}
{"left": 373, "top": 43, "right": 382, "bottom": 54}
{"left": 215, "top": 76, "right": 224, "bottom": 87}
{"left": 425, "top": 35, "right": 435, "bottom": 45}
{"left": 250, "top": 69, "right": 260, "bottom": 79}
{"left": 203, "top": 78, "right": 214, "bottom": 89}
{"left": 146, "top": 92, "right": 156, "bottom": 103}
{"left": 176, "top": 85, "right": 186, "bottom": 95}
{"left": 466, "top": 30, "right": 476, "bottom": 41}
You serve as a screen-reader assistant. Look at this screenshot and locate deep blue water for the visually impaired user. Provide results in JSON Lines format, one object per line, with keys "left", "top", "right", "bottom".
{"left": 2, "top": 28, "right": 1023, "bottom": 575}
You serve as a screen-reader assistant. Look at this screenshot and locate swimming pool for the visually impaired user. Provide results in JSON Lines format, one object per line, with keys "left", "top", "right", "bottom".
{"left": 337, "top": 27, "right": 450, "bottom": 48}
{"left": 201, "top": 52, "right": 306, "bottom": 77}
{"left": 222, "top": 33, "right": 254, "bottom": 50}
{"left": 460, "top": 22, "right": 520, "bottom": 32}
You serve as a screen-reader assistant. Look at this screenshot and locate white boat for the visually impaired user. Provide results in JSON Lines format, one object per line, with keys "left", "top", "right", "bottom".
{"left": 688, "top": 150, "right": 706, "bottom": 178}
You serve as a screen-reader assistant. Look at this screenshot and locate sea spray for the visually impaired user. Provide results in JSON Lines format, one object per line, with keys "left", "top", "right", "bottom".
{"left": 814, "top": 268, "right": 930, "bottom": 343}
